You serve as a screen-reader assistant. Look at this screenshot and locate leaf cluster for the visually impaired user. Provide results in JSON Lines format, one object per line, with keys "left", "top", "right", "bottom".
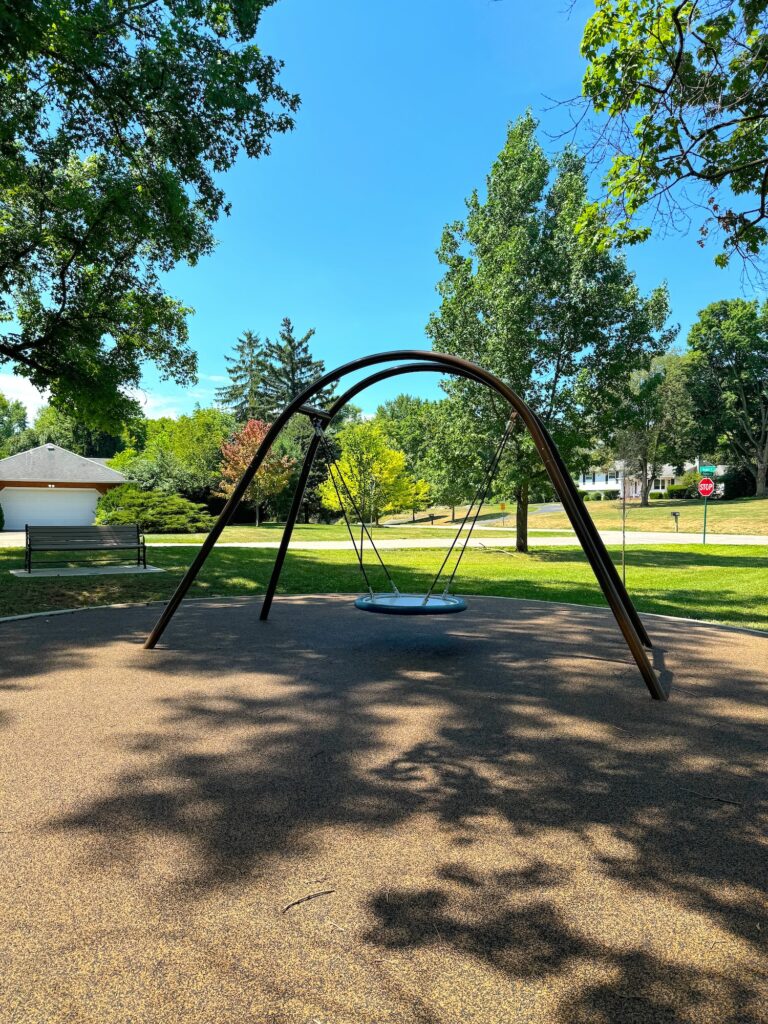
{"left": 579, "top": 0, "right": 768, "bottom": 267}
{"left": 1, "top": 0, "right": 298, "bottom": 426}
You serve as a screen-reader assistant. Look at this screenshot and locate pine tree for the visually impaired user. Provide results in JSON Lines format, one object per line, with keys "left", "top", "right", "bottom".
{"left": 216, "top": 331, "right": 268, "bottom": 422}
{"left": 259, "top": 318, "right": 326, "bottom": 416}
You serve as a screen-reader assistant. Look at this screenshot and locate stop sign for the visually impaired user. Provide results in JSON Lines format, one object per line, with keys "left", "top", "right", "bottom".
{"left": 698, "top": 477, "right": 715, "bottom": 498}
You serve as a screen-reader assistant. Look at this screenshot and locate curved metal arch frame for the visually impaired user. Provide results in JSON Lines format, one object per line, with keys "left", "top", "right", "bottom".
{"left": 144, "top": 351, "right": 667, "bottom": 701}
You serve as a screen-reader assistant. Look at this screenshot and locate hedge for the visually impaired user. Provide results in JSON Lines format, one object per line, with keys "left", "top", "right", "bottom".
{"left": 95, "top": 485, "right": 214, "bottom": 533}
{"left": 650, "top": 491, "right": 666, "bottom": 500}
{"left": 666, "top": 484, "right": 690, "bottom": 500}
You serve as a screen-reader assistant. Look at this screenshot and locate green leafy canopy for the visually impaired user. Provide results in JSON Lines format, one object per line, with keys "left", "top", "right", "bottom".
{"left": 0, "top": 0, "right": 298, "bottom": 427}
{"left": 579, "top": 0, "right": 768, "bottom": 268}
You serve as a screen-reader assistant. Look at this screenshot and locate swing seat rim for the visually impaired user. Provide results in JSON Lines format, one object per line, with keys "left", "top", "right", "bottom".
{"left": 354, "top": 592, "right": 468, "bottom": 615}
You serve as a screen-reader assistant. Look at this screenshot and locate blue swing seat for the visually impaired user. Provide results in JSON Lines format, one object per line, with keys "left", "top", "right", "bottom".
{"left": 354, "top": 592, "right": 467, "bottom": 615}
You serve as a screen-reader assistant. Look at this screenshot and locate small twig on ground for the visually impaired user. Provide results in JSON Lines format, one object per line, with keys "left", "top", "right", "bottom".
{"left": 282, "top": 889, "right": 336, "bottom": 914}
{"left": 679, "top": 788, "right": 744, "bottom": 807}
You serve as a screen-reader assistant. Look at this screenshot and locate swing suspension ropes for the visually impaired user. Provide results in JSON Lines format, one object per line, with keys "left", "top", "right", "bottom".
{"left": 315, "top": 414, "right": 516, "bottom": 604}
{"left": 423, "top": 413, "right": 516, "bottom": 603}
{"left": 316, "top": 427, "right": 400, "bottom": 598}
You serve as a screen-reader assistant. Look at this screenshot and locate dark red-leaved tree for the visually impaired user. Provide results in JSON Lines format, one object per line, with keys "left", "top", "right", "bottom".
{"left": 216, "top": 420, "right": 295, "bottom": 525}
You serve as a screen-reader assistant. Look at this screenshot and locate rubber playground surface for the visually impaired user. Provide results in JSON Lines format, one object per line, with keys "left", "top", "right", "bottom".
{"left": 1, "top": 596, "right": 766, "bottom": 1023}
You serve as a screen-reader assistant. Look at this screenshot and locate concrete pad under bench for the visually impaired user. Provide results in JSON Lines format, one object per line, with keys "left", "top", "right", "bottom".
{"left": 10, "top": 565, "right": 164, "bottom": 578}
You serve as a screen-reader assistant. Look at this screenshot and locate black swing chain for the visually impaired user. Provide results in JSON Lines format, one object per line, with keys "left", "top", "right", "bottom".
{"left": 422, "top": 414, "right": 516, "bottom": 604}
{"left": 315, "top": 424, "right": 400, "bottom": 597}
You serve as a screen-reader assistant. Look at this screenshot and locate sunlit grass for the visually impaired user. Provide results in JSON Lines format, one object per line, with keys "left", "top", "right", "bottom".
{"left": 1, "top": 544, "right": 766, "bottom": 632}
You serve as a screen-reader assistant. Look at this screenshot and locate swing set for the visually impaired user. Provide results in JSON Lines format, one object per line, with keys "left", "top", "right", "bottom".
{"left": 144, "top": 350, "right": 667, "bottom": 701}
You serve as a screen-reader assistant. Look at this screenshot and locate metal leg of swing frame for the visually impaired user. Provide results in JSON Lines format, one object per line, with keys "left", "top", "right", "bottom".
{"left": 533, "top": 414, "right": 653, "bottom": 650}
{"left": 260, "top": 431, "right": 323, "bottom": 622}
{"left": 534, "top": 444, "right": 666, "bottom": 700}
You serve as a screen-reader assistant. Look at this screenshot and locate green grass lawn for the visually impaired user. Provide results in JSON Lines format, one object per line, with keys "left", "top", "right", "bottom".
{"left": 143, "top": 522, "right": 521, "bottom": 544}
{"left": 530, "top": 496, "right": 768, "bottom": 535}
{"left": 2, "top": 543, "right": 766, "bottom": 632}
{"left": 390, "top": 496, "right": 768, "bottom": 535}
{"left": 142, "top": 523, "right": 570, "bottom": 544}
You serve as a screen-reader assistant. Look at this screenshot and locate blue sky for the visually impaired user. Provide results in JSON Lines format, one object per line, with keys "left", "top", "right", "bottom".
{"left": 2, "top": 0, "right": 754, "bottom": 420}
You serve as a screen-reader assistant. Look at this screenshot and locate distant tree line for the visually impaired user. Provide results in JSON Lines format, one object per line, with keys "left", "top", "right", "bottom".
{"left": 3, "top": 119, "right": 766, "bottom": 538}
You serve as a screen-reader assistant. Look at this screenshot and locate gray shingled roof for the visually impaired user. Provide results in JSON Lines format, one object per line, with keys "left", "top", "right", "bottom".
{"left": 0, "top": 444, "right": 126, "bottom": 484}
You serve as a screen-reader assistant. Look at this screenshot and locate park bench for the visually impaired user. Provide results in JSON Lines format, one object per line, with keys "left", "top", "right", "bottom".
{"left": 25, "top": 525, "right": 146, "bottom": 573}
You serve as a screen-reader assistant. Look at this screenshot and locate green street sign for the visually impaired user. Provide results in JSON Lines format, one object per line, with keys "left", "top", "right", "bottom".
{"left": 700, "top": 464, "right": 716, "bottom": 475}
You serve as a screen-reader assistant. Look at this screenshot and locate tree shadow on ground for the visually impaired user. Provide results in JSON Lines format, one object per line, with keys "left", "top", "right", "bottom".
{"left": 30, "top": 598, "right": 768, "bottom": 1021}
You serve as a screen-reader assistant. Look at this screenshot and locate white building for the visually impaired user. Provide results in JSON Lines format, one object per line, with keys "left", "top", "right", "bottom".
{"left": 573, "top": 460, "right": 728, "bottom": 499}
{"left": 0, "top": 444, "right": 125, "bottom": 530}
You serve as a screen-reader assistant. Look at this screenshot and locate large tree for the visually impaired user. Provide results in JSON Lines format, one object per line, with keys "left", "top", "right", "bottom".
{"left": 612, "top": 353, "right": 698, "bottom": 505}
{"left": 318, "top": 421, "right": 418, "bottom": 525}
{"left": 216, "top": 419, "right": 294, "bottom": 524}
{"left": 0, "top": 392, "right": 27, "bottom": 456}
{"left": 215, "top": 331, "right": 268, "bottom": 422}
{"left": 110, "top": 405, "right": 235, "bottom": 499}
{"left": 427, "top": 114, "right": 675, "bottom": 550}
{"left": 377, "top": 394, "right": 439, "bottom": 479}
{"left": 0, "top": 0, "right": 298, "bottom": 427}
{"left": 4, "top": 402, "right": 126, "bottom": 457}
{"left": 579, "top": 0, "right": 768, "bottom": 268}
{"left": 259, "top": 317, "right": 327, "bottom": 417}
{"left": 687, "top": 298, "right": 768, "bottom": 495}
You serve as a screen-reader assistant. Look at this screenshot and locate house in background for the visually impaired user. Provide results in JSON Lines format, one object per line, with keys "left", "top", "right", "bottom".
{"left": 574, "top": 460, "right": 729, "bottom": 499}
{"left": 0, "top": 444, "right": 125, "bottom": 530}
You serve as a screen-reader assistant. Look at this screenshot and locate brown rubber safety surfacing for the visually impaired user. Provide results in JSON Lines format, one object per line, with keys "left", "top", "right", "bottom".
{"left": 1, "top": 595, "right": 766, "bottom": 1024}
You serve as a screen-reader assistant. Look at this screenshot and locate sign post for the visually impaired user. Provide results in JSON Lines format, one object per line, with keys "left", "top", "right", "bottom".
{"left": 698, "top": 475, "right": 715, "bottom": 544}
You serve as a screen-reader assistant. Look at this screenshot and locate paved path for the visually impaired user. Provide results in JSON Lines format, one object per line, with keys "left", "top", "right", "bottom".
{"left": 3, "top": 530, "right": 767, "bottom": 551}
{"left": 1, "top": 597, "right": 765, "bottom": 1024}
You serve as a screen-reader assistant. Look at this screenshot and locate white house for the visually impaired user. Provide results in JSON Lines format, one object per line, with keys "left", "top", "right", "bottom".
{"left": 574, "top": 460, "right": 729, "bottom": 499}
{"left": 0, "top": 444, "right": 125, "bottom": 530}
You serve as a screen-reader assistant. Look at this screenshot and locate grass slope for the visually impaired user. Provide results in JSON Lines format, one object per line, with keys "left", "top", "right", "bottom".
{"left": 143, "top": 523, "right": 523, "bottom": 544}
{"left": 1, "top": 544, "right": 766, "bottom": 632}
{"left": 529, "top": 497, "right": 768, "bottom": 535}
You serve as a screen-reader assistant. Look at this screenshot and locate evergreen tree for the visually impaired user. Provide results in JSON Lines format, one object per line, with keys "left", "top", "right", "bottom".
{"left": 259, "top": 318, "right": 327, "bottom": 417}
{"left": 215, "top": 331, "right": 268, "bottom": 422}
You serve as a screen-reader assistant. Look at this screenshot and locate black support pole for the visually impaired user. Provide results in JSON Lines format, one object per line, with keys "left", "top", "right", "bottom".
{"left": 532, "top": 412, "right": 653, "bottom": 649}
{"left": 259, "top": 429, "right": 323, "bottom": 622}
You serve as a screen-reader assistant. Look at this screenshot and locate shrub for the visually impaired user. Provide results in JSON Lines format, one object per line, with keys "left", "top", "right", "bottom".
{"left": 666, "top": 484, "right": 689, "bottom": 500}
{"left": 587, "top": 491, "right": 603, "bottom": 501}
{"left": 602, "top": 489, "right": 620, "bottom": 500}
{"left": 722, "top": 466, "right": 756, "bottom": 500}
{"left": 577, "top": 490, "right": 589, "bottom": 500}
{"left": 650, "top": 490, "right": 666, "bottom": 500}
{"left": 95, "top": 485, "right": 214, "bottom": 533}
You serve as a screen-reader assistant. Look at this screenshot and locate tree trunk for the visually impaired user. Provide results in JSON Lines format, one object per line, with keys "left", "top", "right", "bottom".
{"left": 451, "top": 505, "right": 455, "bottom": 521}
{"left": 516, "top": 480, "right": 529, "bottom": 553}
{"left": 640, "top": 458, "right": 651, "bottom": 507}
{"left": 756, "top": 461, "right": 767, "bottom": 497}
{"left": 255, "top": 504, "right": 260, "bottom": 526}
